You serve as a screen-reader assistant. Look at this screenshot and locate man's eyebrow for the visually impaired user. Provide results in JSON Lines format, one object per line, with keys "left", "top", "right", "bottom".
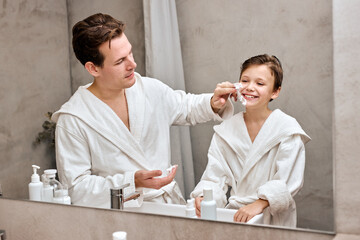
{"left": 114, "top": 57, "right": 125, "bottom": 64}
{"left": 114, "top": 48, "right": 132, "bottom": 64}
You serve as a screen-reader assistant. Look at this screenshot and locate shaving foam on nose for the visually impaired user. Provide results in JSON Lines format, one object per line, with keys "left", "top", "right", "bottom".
{"left": 234, "top": 83, "right": 246, "bottom": 106}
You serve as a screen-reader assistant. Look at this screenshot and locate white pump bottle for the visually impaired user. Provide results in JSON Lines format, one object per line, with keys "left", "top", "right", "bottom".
{"left": 186, "top": 198, "right": 197, "bottom": 218}
{"left": 201, "top": 187, "right": 217, "bottom": 220}
{"left": 28, "top": 165, "right": 43, "bottom": 201}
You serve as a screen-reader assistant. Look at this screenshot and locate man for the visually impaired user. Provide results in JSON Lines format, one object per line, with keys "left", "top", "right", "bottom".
{"left": 52, "top": 13, "right": 236, "bottom": 208}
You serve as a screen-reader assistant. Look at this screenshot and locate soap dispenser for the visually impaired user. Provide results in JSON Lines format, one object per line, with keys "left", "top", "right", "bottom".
{"left": 201, "top": 187, "right": 217, "bottom": 220}
{"left": 28, "top": 165, "right": 43, "bottom": 201}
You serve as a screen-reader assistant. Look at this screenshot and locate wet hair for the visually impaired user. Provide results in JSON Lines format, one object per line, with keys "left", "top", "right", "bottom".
{"left": 72, "top": 13, "right": 125, "bottom": 67}
{"left": 240, "top": 54, "right": 283, "bottom": 92}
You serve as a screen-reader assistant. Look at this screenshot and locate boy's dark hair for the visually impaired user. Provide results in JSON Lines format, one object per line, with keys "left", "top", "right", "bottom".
{"left": 240, "top": 54, "right": 283, "bottom": 92}
{"left": 72, "top": 13, "right": 125, "bottom": 67}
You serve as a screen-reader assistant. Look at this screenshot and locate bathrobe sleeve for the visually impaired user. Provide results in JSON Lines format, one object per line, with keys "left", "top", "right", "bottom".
{"left": 55, "top": 114, "right": 138, "bottom": 208}
{"left": 146, "top": 78, "right": 233, "bottom": 125}
{"left": 190, "top": 134, "right": 232, "bottom": 207}
{"left": 257, "top": 134, "right": 306, "bottom": 214}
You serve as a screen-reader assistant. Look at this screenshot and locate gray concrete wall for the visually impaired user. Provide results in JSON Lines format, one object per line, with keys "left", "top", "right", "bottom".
{"left": 176, "top": 0, "right": 333, "bottom": 231}
{"left": 0, "top": 0, "right": 71, "bottom": 199}
{"left": 333, "top": 0, "right": 360, "bottom": 235}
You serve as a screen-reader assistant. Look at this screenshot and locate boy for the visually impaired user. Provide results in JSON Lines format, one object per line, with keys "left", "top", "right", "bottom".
{"left": 191, "top": 54, "right": 310, "bottom": 227}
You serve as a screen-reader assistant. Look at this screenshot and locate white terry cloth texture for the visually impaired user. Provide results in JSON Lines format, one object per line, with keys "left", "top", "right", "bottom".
{"left": 143, "top": 0, "right": 194, "bottom": 198}
{"left": 191, "top": 109, "right": 310, "bottom": 227}
{"left": 52, "top": 73, "right": 233, "bottom": 208}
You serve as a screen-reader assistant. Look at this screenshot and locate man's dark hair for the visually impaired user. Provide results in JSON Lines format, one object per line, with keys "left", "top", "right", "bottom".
{"left": 72, "top": 13, "right": 125, "bottom": 67}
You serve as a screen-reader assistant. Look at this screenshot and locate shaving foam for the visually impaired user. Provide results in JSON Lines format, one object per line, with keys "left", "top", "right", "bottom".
{"left": 234, "top": 83, "right": 246, "bottom": 106}
{"left": 166, "top": 165, "right": 177, "bottom": 175}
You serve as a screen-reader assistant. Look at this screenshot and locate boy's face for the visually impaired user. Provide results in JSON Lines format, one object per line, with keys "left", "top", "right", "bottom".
{"left": 239, "top": 64, "right": 280, "bottom": 109}
{"left": 96, "top": 33, "right": 137, "bottom": 89}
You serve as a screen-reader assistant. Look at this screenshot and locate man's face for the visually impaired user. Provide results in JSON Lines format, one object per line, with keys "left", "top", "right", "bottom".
{"left": 97, "top": 33, "right": 137, "bottom": 90}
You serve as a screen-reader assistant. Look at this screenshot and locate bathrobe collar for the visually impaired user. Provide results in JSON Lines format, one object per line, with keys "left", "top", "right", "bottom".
{"left": 52, "top": 73, "right": 151, "bottom": 170}
{"left": 214, "top": 109, "right": 310, "bottom": 182}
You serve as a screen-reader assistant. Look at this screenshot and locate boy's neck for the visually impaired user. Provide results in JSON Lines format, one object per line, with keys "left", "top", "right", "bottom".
{"left": 244, "top": 107, "right": 272, "bottom": 123}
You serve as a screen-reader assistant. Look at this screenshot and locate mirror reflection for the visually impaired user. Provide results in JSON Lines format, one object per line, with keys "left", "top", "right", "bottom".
{"left": 0, "top": 0, "right": 333, "bottom": 232}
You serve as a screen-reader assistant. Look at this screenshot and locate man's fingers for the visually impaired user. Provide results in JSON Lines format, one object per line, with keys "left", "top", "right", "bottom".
{"left": 216, "top": 87, "right": 236, "bottom": 96}
{"left": 217, "top": 81, "right": 236, "bottom": 88}
{"left": 149, "top": 166, "right": 178, "bottom": 189}
{"left": 156, "top": 166, "right": 178, "bottom": 187}
{"left": 155, "top": 178, "right": 171, "bottom": 189}
{"left": 135, "top": 170, "right": 163, "bottom": 188}
{"left": 214, "top": 98, "right": 226, "bottom": 105}
{"left": 142, "top": 170, "right": 163, "bottom": 179}
{"left": 135, "top": 167, "right": 179, "bottom": 189}
{"left": 211, "top": 82, "right": 237, "bottom": 112}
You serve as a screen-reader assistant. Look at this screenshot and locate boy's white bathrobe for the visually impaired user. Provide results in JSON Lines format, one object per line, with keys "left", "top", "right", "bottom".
{"left": 52, "top": 72, "right": 232, "bottom": 209}
{"left": 190, "top": 109, "right": 310, "bottom": 227}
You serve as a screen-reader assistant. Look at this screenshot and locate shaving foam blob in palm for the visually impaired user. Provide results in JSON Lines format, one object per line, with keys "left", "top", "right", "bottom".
{"left": 166, "top": 165, "right": 177, "bottom": 175}
{"left": 234, "top": 82, "right": 246, "bottom": 106}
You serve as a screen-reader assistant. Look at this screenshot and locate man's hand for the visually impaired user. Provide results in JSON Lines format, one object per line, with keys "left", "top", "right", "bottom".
{"left": 134, "top": 166, "right": 177, "bottom": 189}
{"left": 233, "top": 199, "right": 269, "bottom": 223}
{"left": 211, "top": 81, "right": 237, "bottom": 113}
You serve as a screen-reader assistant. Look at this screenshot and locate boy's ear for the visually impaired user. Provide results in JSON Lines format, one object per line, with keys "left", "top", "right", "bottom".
{"left": 85, "top": 61, "right": 100, "bottom": 78}
{"left": 271, "top": 86, "right": 281, "bottom": 100}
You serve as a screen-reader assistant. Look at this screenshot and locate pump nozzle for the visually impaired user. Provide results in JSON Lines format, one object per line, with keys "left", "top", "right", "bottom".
{"left": 31, "top": 165, "right": 41, "bottom": 183}
{"left": 32, "top": 165, "right": 40, "bottom": 174}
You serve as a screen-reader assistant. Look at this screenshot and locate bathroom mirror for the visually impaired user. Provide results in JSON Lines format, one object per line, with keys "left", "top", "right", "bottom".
{"left": 0, "top": 0, "right": 333, "bottom": 232}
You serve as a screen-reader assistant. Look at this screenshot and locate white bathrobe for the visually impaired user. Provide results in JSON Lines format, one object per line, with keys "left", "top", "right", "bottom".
{"left": 190, "top": 109, "right": 310, "bottom": 227}
{"left": 52, "top": 72, "right": 233, "bottom": 209}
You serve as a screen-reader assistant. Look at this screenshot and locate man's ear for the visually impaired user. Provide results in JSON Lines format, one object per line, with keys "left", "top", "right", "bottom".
{"left": 85, "top": 62, "right": 100, "bottom": 78}
{"left": 271, "top": 86, "right": 281, "bottom": 100}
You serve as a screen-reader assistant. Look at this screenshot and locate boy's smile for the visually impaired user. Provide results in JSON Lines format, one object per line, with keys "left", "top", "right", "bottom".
{"left": 239, "top": 64, "right": 280, "bottom": 108}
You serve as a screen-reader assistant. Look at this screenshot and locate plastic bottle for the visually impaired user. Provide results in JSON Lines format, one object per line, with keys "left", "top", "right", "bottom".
{"left": 28, "top": 165, "right": 43, "bottom": 201}
{"left": 43, "top": 169, "right": 64, "bottom": 204}
{"left": 201, "top": 187, "right": 217, "bottom": 220}
{"left": 112, "top": 231, "right": 127, "bottom": 240}
{"left": 53, "top": 183, "right": 71, "bottom": 205}
{"left": 186, "top": 198, "right": 197, "bottom": 218}
{"left": 41, "top": 173, "right": 53, "bottom": 202}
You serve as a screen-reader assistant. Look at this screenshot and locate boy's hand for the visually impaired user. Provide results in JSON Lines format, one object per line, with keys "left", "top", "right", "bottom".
{"left": 194, "top": 196, "right": 204, "bottom": 217}
{"left": 233, "top": 199, "right": 269, "bottom": 222}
